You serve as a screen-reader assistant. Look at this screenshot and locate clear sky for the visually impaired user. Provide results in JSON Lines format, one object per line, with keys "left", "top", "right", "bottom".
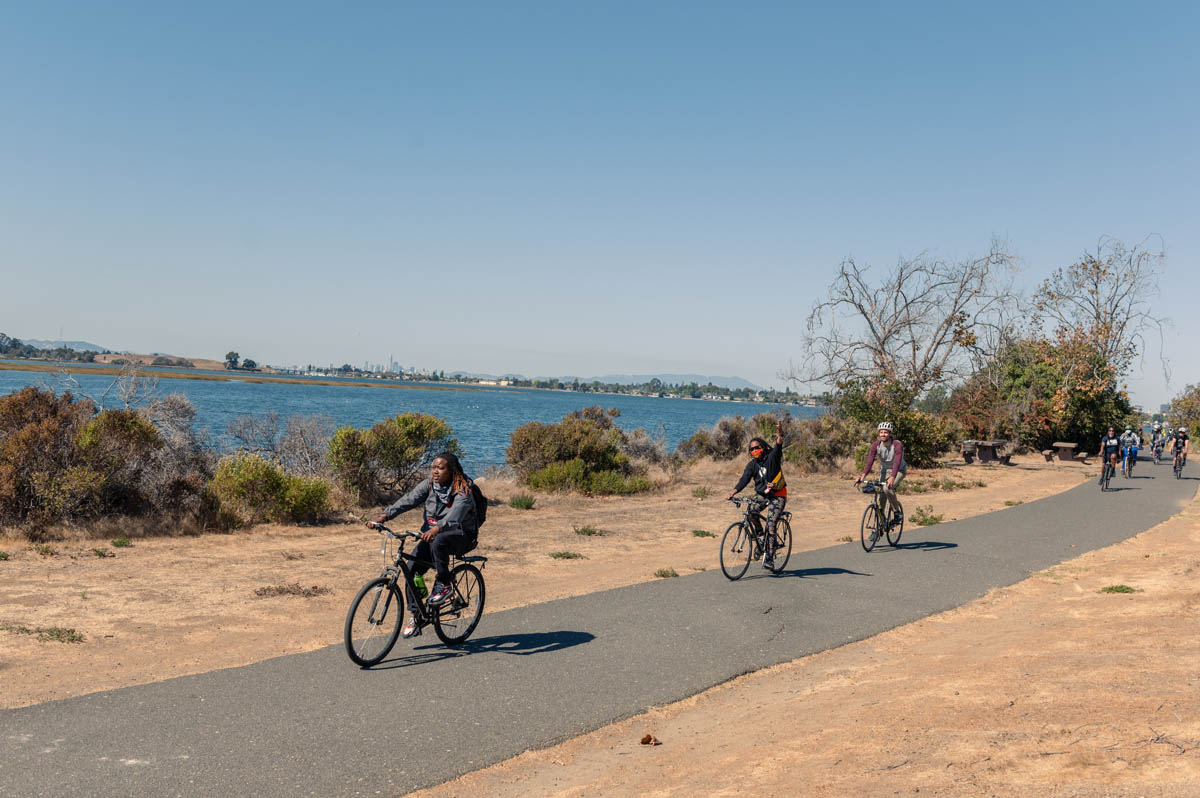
{"left": 2, "top": 1, "right": 1196, "bottom": 405}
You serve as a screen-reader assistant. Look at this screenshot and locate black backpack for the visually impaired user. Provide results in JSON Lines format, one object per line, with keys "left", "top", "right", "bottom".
{"left": 470, "top": 481, "right": 487, "bottom": 528}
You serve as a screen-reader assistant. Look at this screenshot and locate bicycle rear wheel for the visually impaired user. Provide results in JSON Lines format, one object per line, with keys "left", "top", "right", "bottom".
{"left": 886, "top": 501, "right": 905, "bottom": 547}
{"left": 860, "top": 505, "right": 881, "bottom": 552}
{"left": 720, "top": 521, "right": 753, "bottom": 580}
{"left": 433, "top": 563, "right": 485, "bottom": 646}
{"left": 344, "top": 577, "right": 403, "bottom": 667}
{"left": 767, "top": 519, "right": 792, "bottom": 574}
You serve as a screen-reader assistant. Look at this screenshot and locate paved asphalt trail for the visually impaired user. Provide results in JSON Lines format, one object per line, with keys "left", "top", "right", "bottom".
{"left": 3, "top": 460, "right": 1197, "bottom": 796}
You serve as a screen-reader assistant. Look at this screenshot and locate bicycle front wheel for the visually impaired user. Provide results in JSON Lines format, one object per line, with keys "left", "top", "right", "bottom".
{"left": 344, "top": 577, "right": 403, "bottom": 667}
{"left": 768, "top": 519, "right": 792, "bottom": 574}
{"left": 433, "top": 563, "right": 486, "bottom": 646}
{"left": 720, "top": 522, "right": 753, "bottom": 580}
{"left": 887, "top": 502, "right": 905, "bottom": 547}
{"left": 861, "top": 505, "right": 881, "bottom": 552}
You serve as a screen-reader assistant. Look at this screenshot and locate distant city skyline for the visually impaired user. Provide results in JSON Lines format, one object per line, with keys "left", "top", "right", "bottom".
{"left": 3, "top": 2, "right": 1196, "bottom": 406}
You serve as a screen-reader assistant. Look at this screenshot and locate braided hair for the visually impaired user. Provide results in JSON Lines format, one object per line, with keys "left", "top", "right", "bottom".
{"left": 433, "top": 451, "right": 470, "bottom": 496}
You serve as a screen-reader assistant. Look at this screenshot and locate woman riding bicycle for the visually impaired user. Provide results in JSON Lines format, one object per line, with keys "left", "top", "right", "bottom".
{"left": 856, "top": 422, "right": 906, "bottom": 527}
{"left": 370, "top": 452, "right": 478, "bottom": 638}
{"left": 1098, "top": 427, "right": 1121, "bottom": 484}
{"left": 726, "top": 419, "right": 787, "bottom": 568}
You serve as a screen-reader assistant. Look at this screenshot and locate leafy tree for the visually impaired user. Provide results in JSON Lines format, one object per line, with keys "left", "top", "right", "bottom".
{"left": 1166, "top": 385, "right": 1200, "bottom": 433}
{"left": 225, "top": 351, "right": 240, "bottom": 369}
{"left": 242, "top": 359, "right": 258, "bottom": 369}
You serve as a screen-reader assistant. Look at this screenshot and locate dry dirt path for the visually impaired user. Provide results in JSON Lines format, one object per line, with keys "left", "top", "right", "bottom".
{"left": 1, "top": 458, "right": 1192, "bottom": 797}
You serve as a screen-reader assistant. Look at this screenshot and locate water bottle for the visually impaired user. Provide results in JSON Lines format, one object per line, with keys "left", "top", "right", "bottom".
{"left": 412, "top": 573, "right": 428, "bottom": 599}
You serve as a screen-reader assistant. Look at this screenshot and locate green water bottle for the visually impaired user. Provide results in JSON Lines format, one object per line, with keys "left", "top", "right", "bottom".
{"left": 412, "top": 573, "right": 428, "bottom": 599}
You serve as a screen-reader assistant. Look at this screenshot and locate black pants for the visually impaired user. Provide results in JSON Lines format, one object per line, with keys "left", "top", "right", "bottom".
{"left": 764, "top": 496, "right": 786, "bottom": 540}
{"left": 408, "top": 528, "right": 476, "bottom": 609}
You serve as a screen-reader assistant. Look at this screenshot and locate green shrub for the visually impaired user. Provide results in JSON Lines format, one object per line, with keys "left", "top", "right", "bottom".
{"left": 1098, "top": 584, "right": 1141, "bottom": 594}
{"left": 328, "top": 413, "right": 458, "bottom": 505}
{"left": 653, "top": 568, "right": 678, "bottom": 578}
{"left": 508, "top": 493, "right": 536, "bottom": 510}
{"left": 0, "top": 551, "right": 8, "bottom": 560}
{"left": 92, "top": 547, "right": 114, "bottom": 558}
{"left": 509, "top": 412, "right": 652, "bottom": 495}
{"left": 573, "top": 525, "right": 605, "bottom": 536}
{"left": 549, "top": 551, "right": 587, "bottom": 560}
{"left": 692, "top": 486, "right": 713, "bottom": 499}
{"left": 212, "top": 453, "right": 330, "bottom": 525}
{"left": 834, "top": 379, "right": 956, "bottom": 468}
{"left": 35, "top": 543, "right": 57, "bottom": 556}
{"left": 1004, "top": 499, "right": 1023, "bottom": 506}
{"left": 691, "top": 529, "right": 715, "bottom": 538}
{"left": 111, "top": 535, "right": 132, "bottom": 547}
{"left": 910, "top": 505, "right": 944, "bottom": 526}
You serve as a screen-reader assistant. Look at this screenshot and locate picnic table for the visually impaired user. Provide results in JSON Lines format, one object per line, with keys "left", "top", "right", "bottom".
{"left": 961, "top": 439, "right": 1013, "bottom": 465}
{"left": 1051, "top": 442, "right": 1079, "bottom": 462}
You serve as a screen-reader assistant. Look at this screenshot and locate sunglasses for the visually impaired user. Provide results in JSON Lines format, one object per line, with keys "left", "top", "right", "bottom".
{"left": 749, "top": 446, "right": 763, "bottom": 453}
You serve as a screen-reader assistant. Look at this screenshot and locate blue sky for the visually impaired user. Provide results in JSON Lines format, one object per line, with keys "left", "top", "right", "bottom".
{"left": 2, "top": 1, "right": 1196, "bottom": 404}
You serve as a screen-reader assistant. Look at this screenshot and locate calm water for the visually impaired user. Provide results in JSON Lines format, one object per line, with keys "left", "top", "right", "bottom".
{"left": 0, "top": 369, "right": 819, "bottom": 472}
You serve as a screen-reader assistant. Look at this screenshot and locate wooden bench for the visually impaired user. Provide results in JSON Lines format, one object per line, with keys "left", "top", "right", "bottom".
{"left": 1052, "top": 442, "right": 1079, "bottom": 462}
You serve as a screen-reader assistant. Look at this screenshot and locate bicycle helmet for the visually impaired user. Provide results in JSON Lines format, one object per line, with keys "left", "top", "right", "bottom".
{"left": 1154, "top": 421, "right": 1162, "bottom": 430}
{"left": 1125, "top": 426, "right": 1132, "bottom": 433}
{"left": 877, "top": 421, "right": 894, "bottom": 432}
{"left": 1180, "top": 427, "right": 1189, "bottom": 433}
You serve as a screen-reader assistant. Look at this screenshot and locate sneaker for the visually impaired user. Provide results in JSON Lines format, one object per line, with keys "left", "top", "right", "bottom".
{"left": 427, "top": 581, "right": 454, "bottom": 606}
{"left": 891, "top": 512, "right": 902, "bottom": 527}
{"left": 402, "top": 615, "right": 423, "bottom": 638}
{"left": 763, "top": 556, "right": 774, "bottom": 570}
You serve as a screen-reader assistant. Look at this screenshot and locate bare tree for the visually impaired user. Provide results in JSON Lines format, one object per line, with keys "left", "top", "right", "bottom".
{"left": 1033, "top": 235, "right": 1167, "bottom": 381}
{"left": 227, "top": 412, "right": 282, "bottom": 458}
{"left": 279, "top": 415, "right": 335, "bottom": 477}
{"left": 789, "top": 239, "right": 1017, "bottom": 397}
{"left": 51, "top": 362, "right": 160, "bottom": 412}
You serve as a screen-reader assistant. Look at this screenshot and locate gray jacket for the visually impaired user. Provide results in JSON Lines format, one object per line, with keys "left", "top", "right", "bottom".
{"left": 382, "top": 478, "right": 478, "bottom": 535}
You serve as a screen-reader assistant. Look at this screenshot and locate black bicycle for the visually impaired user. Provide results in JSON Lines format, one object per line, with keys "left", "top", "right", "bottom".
{"left": 1174, "top": 451, "right": 1185, "bottom": 479}
{"left": 344, "top": 522, "right": 487, "bottom": 667}
{"left": 1100, "top": 457, "right": 1115, "bottom": 491}
{"left": 720, "top": 496, "right": 792, "bottom": 579}
{"left": 858, "top": 480, "right": 903, "bottom": 551}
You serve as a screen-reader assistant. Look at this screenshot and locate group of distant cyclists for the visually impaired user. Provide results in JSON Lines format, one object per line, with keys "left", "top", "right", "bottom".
{"left": 1098, "top": 421, "right": 1188, "bottom": 485}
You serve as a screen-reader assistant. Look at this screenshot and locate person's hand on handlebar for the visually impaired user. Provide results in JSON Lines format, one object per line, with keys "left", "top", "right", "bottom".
{"left": 726, "top": 490, "right": 738, "bottom": 501}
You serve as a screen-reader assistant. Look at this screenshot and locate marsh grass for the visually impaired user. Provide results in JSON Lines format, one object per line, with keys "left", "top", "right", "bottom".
{"left": 509, "top": 494, "right": 536, "bottom": 510}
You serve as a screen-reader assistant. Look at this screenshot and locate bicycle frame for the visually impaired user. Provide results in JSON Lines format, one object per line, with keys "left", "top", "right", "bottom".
{"left": 373, "top": 527, "right": 439, "bottom": 626}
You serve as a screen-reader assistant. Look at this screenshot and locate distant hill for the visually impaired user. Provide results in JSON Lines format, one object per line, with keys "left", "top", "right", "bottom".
{"left": 21, "top": 339, "right": 109, "bottom": 353}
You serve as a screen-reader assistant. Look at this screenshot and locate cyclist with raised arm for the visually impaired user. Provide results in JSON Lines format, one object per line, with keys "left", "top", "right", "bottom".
{"left": 1119, "top": 426, "right": 1142, "bottom": 477}
{"left": 369, "top": 452, "right": 478, "bottom": 639}
{"left": 726, "top": 419, "right": 787, "bottom": 568}
{"left": 856, "top": 422, "right": 906, "bottom": 528}
{"left": 1098, "top": 427, "right": 1121, "bottom": 485}
{"left": 1173, "top": 426, "right": 1190, "bottom": 471}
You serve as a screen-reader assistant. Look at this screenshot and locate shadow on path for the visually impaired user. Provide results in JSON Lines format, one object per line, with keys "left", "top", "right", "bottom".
{"left": 372, "top": 630, "right": 596, "bottom": 670}
{"left": 755, "top": 565, "right": 873, "bottom": 581}
{"left": 880, "top": 539, "right": 958, "bottom": 553}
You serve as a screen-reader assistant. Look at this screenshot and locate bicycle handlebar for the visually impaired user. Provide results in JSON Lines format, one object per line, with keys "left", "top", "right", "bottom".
{"left": 366, "top": 521, "right": 421, "bottom": 541}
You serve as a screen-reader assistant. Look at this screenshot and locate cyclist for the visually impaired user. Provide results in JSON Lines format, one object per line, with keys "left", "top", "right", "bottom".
{"left": 1173, "top": 426, "right": 1190, "bottom": 471}
{"left": 855, "top": 421, "right": 906, "bottom": 528}
{"left": 726, "top": 419, "right": 787, "bottom": 568}
{"left": 1098, "top": 426, "right": 1121, "bottom": 484}
{"left": 1150, "top": 422, "right": 1170, "bottom": 462}
{"left": 370, "top": 451, "right": 478, "bottom": 638}
{"left": 1118, "top": 426, "right": 1141, "bottom": 476}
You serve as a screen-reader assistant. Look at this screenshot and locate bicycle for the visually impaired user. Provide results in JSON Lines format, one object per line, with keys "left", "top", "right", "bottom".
{"left": 720, "top": 496, "right": 792, "bottom": 580}
{"left": 1174, "top": 451, "right": 1185, "bottom": 479}
{"left": 1153, "top": 441, "right": 1164, "bottom": 464}
{"left": 858, "top": 480, "right": 903, "bottom": 552}
{"left": 344, "top": 522, "right": 487, "bottom": 667}
{"left": 1122, "top": 446, "right": 1138, "bottom": 478}
{"left": 1100, "top": 456, "right": 1115, "bottom": 491}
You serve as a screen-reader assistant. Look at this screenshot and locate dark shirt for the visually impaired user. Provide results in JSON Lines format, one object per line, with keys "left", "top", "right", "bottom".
{"left": 1100, "top": 435, "right": 1121, "bottom": 455}
{"left": 733, "top": 442, "right": 787, "bottom": 497}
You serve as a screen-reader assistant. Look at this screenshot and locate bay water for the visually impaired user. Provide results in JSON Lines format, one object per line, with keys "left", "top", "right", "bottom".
{"left": 0, "top": 368, "right": 819, "bottom": 472}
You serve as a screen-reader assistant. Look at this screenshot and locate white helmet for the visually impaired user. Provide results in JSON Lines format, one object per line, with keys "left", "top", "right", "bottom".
{"left": 877, "top": 421, "right": 894, "bottom": 432}
{"left": 1154, "top": 421, "right": 1162, "bottom": 430}
{"left": 1180, "top": 427, "right": 1189, "bottom": 433}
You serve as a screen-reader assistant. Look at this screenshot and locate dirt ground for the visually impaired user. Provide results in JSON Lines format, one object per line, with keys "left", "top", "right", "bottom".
{"left": 412, "top": 484, "right": 1200, "bottom": 798}
{"left": 0, "top": 455, "right": 1089, "bottom": 710}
